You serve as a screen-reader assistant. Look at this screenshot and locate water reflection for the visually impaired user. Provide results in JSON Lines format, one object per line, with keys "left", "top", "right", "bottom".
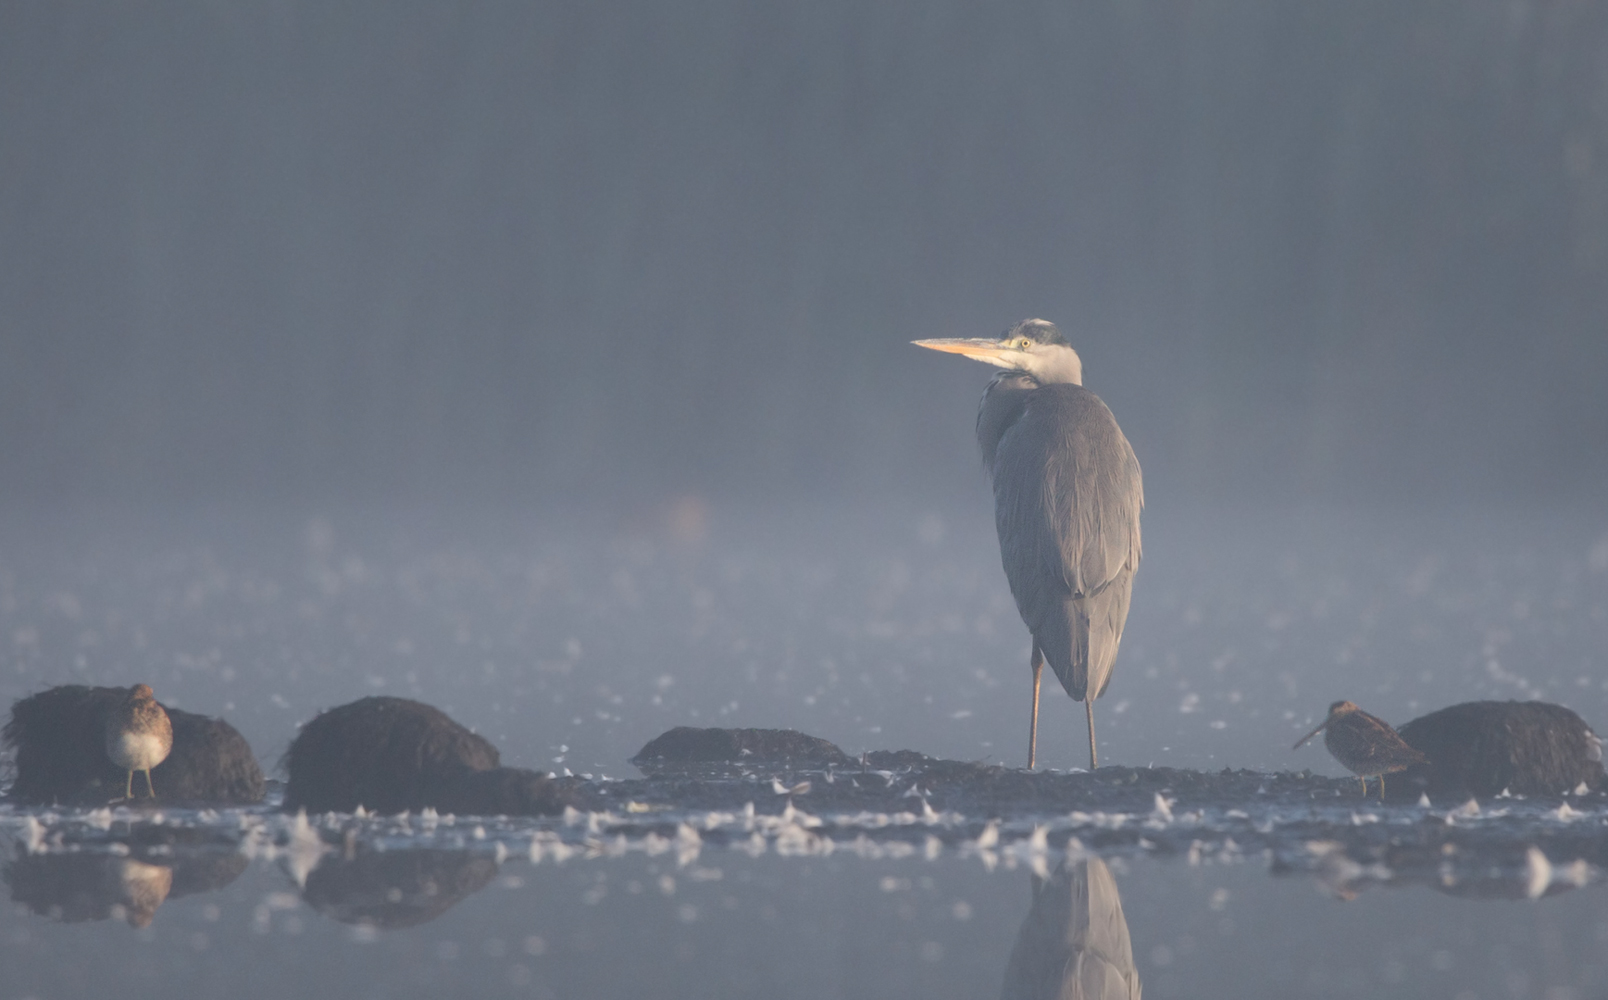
{"left": 4, "top": 850, "right": 246, "bottom": 927}
{"left": 1001, "top": 857, "right": 1143, "bottom": 1000}
{"left": 300, "top": 846, "right": 499, "bottom": 929}
{"left": 1300, "top": 839, "right": 1595, "bottom": 904}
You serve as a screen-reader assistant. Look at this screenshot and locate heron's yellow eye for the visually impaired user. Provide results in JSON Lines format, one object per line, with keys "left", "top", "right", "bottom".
{"left": 1018, "top": 338, "right": 1031, "bottom": 349}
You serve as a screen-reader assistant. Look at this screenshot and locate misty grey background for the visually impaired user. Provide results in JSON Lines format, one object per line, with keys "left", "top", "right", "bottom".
{"left": 3, "top": 2, "right": 1607, "bottom": 511}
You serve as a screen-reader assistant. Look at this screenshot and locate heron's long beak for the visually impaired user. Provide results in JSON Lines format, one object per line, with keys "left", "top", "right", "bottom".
{"left": 1292, "top": 719, "right": 1329, "bottom": 750}
{"left": 912, "top": 337, "right": 1016, "bottom": 368}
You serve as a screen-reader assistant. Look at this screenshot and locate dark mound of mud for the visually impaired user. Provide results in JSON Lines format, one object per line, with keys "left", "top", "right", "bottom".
{"left": 301, "top": 848, "right": 499, "bottom": 929}
{"left": 633, "top": 726, "right": 857, "bottom": 772}
{"left": 2, "top": 685, "right": 264, "bottom": 806}
{"left": 4, "top": 849, "right": 248, "bottom": 926}
{"left": 1393, "top": 700, "right": 1605, "bottom": 801}
{"left": 597, "top": 742, "right": 1368, "bottom": 822}
{"left": 282, "top": 696, "right": 576, "bottom": 816}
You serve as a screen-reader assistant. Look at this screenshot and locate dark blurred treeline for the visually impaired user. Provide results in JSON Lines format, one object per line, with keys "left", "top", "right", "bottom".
{"left": 2, "top": 2, "right": 1605, "bottom": 511}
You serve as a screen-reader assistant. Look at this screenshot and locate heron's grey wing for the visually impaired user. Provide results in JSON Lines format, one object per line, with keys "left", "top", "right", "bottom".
{"left": 1000, "top": 858, "right": 1142, "bottom": 1000}
{"left": 993, "top": 386, "right": 1142, "bottom": 698}
{"left": 1039, "top": 388, "right": 1143, "bottom": 596}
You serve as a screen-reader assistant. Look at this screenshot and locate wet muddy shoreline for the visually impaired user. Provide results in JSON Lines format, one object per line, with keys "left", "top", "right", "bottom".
{"left": 6, "top": 755, "right": 1605, "bottom": 907}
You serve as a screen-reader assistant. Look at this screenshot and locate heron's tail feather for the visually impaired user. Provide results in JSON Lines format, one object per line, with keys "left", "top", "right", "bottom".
{"left": 1038, "top": 569, "right": 1135, "bottom": 703}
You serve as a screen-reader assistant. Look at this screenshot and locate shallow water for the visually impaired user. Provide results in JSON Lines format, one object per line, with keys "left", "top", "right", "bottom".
{"left": 3, "top": 798, "right": 1607, "bottom": 1000}
{"left": 2, "top": 503, "right": 1607, "bottom": 997}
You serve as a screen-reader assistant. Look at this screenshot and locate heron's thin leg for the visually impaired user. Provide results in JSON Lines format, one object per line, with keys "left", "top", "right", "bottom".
{"left": 1028, "top": 645, "right": 1043, "bottom": 770}
{"left": 1085, "top": 699, "right": 1097, "bottom": 771}
{"left": 124, "top": 770, "right": 133, "bottom": 800}
{"left": 1359, "top": 776, "right": 1366, "bottom": 797}
{"left": 144, "top": 769, "right": 156, "bottom": 799}
{"left": 1378, "top": 774, "right": 1385, "bottom": 801}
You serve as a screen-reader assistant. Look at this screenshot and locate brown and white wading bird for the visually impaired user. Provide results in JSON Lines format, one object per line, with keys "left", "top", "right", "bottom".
{"left": 914, "top": 320, "right": 1142, "bottom": 770}
{"left": 103, "top": 684, "right": 173, "bottom": 800}
{"left": 1293, "top": 700, "right": 1428, "bottom": 799}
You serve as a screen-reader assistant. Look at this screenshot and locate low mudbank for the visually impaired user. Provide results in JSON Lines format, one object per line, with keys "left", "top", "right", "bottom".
{"left": 629, "top": 707, "right": 1606, "bottom": 808}
{"left": 633, "top": 726, "right": 858, "bottom": 771}
{"left": 2, "top": 685, "right": 264, "bottom": 806}
{"left": 282, "top": 696, "right": 579, "bottom": 816}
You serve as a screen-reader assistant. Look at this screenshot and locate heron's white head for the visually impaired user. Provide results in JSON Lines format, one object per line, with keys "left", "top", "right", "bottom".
{"left": 911, "top": 318, "right": 1083, "bottom": 386}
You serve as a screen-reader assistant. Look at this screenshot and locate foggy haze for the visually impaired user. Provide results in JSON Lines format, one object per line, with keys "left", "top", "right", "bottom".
{"left": 5, "top": 11, "right": 1608, "bottom": 996}
{"left": 3, "top": 2, "right": 1606, "bottom": 511}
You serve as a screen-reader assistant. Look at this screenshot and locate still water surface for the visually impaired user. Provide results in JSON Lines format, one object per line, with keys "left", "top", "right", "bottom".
{"left": 3, "top": 833, "right": 1606, "bottom": 999}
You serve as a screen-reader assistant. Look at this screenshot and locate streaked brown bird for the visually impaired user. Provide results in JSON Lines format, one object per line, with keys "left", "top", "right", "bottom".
{"left": 1293, "top": 700, "right": 1427, "bottom": 799}
{"left": 103, "top": 684, "right": 173, "bottom": 800}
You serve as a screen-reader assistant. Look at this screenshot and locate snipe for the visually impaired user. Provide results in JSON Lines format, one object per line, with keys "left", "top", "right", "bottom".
{"left": 103, "top": 684, "right": 173, "bottom": 800}
{"left": 1294, "top": 700, "right": 1427, "bottom": 799}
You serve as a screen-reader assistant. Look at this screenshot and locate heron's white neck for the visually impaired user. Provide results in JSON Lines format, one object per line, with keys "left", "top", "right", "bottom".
{"left": 1017, "top": 344, "right": 1083, "bottom": 386}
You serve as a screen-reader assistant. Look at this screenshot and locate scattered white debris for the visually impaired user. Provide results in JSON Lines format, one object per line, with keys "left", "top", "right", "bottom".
{"left": 973, "top": 821, "right": 999, "bottom": 850}
{"left": 1524, "top": 847, "right": 1551, "bottom": 899}
{"left": 1305, "top": 840, "right": 1391, "bottom": 898}
{"left": 21, "top": 816, "right": 46, "bottom": 854}
{"left": 283, "top": 810, "right": 330, "bottom": 888}
{"left": 1149, "top": 794, "right": 1175, "bottom": 826}
{"left": 675, "top": 823, "right": 703, "bottom": 867}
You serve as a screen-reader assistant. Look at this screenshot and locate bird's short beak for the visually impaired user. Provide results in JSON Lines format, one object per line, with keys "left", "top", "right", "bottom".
{"left": 1292, "top": 719, "right": 1329, "bottom": 750}
{"left": 912, "top": 337, "right": 1016, "bottom": 367}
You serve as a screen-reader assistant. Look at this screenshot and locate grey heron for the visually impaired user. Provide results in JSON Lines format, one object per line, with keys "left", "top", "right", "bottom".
{"left": 915, "top": 319, "right": 1142, "bottom": 770}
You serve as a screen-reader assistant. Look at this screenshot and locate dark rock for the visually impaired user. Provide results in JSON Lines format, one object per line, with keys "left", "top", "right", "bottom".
{"left": 301, "top": 848, "right": 499, "bottom": 929}
{"left": 632, "top": 726, "right": 857, "bottom": 771}
{"left": 1392, "top": 700, "right": 1605, "bottom": 801}
{"left": 2, "top": 685, "right": 264, "bottom": 806}
{"left": 281, "top": 696, "right": 575, "bottom": 816}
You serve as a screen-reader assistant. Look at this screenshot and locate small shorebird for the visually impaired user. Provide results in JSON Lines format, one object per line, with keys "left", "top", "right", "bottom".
{"left": 104, "top": 684, "right": 173, "bottom": 800}
{"left": 1293, "top": 700, "right": 1427, "bottom": 799}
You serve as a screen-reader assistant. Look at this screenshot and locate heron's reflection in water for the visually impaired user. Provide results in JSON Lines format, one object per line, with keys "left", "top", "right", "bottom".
{"left": 1001, "top": 857, "right": 1143, "bottom": 1000}
{"left": 300, "top": 847, "right": 499, "bottom": 929}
